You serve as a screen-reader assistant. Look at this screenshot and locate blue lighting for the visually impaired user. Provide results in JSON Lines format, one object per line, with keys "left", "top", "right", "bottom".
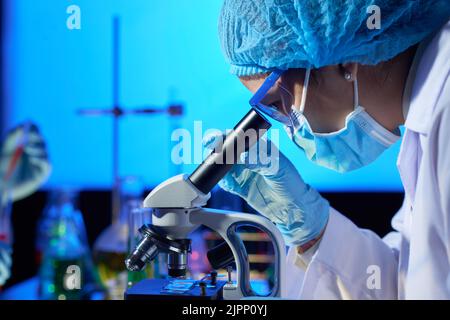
{"left": 2, "top": 0, "right": 403, "bottom": 191}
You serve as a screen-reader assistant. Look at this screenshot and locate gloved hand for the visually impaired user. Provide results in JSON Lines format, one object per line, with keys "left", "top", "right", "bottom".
{"left": 0, "top": 241, "right": 12, "bottom": 286}
{"left": 0, "top": 123, "right": 51, "bottom": 202}
{"left": 204, "top": 133, "right": 329, "bottom": 246}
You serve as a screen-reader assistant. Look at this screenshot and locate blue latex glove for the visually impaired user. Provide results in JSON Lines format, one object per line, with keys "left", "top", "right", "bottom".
{"left": 0, "top": 123, "right": 51, "bottom": 202}
{"left": 0, "top": 241, "right": 12, "bottom": 286}
{"left": 204, "top": 133, "right": 329, "bottom": 246}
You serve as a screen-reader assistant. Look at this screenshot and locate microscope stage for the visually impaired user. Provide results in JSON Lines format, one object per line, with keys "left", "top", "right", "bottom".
{"left": 125, "top": 278, "right": 227, "bottom": 300}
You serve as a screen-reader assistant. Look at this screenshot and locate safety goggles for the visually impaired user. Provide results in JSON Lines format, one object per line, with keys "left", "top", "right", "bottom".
{"left": 249, "top": 69, "right": 291, "bottom": 125}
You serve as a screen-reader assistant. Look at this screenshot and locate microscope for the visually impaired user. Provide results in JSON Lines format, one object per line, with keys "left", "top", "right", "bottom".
{"left": 124, "top": 109, "right": 287, "bottom": 300}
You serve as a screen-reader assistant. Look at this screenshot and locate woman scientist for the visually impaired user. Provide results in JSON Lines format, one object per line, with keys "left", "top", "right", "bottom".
{"left": 213, "top": 0, "right": 450, "bottom": 299}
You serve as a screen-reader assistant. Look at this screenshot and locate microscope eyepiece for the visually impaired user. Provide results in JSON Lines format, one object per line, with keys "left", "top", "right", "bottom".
{"left": 189, "top": 109, "right": 271, "bottom": 194}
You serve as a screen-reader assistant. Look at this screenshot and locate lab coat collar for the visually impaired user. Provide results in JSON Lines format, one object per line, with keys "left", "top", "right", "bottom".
{"left": 405, "top": 21, "right": 450, "bottom": 135}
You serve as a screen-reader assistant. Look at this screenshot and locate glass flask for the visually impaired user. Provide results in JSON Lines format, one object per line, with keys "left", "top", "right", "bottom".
{"left": 36, "top": 189, "right": 103, "bottom": 300}
{"left": 93, "top": 176, "right": 144, "bottom": 300}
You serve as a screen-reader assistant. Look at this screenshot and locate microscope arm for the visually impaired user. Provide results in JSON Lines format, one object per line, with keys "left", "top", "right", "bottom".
{"left": 190, "top": 208, "right": 287, "bottom": 299}
{"left": 127, "top": 109, "right": 286, "bottom": 298}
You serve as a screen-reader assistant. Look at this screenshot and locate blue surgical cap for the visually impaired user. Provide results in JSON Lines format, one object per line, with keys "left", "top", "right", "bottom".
{"left": 219, "top": 0, "right": 450, "bottom": 76}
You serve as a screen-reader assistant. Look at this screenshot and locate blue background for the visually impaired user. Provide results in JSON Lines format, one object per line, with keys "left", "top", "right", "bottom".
{"left": 2, "top": 0, "right": 403, "bottom": 192}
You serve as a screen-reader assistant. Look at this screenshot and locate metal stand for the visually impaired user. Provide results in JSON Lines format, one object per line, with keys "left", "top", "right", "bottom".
{"left": 77, "top": 16, "right": 183, "bottom": 223}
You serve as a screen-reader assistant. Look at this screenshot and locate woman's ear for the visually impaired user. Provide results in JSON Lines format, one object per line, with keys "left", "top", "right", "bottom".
{"left": 341, "top": 63, "right": 359, "bottom": 82}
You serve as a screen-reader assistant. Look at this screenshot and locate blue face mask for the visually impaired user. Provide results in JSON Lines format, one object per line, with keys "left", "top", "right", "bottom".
{"left": 288, "top": 69, "right": 401, "bottom": 172}
{"left": 251, "top": 69, "right": 401, "bottom": 173}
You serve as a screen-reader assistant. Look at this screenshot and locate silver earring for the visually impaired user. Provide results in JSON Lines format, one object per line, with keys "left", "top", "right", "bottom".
{"left": 344, "top": 72, "right": 352, "bottom": 81}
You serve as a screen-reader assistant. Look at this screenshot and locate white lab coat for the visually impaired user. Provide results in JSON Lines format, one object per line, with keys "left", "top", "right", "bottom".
{"left": 285, "top": 21, "right": 450, "bottom": 300}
